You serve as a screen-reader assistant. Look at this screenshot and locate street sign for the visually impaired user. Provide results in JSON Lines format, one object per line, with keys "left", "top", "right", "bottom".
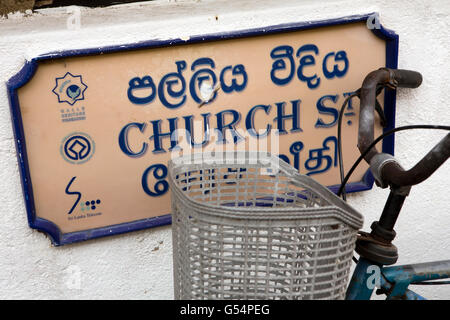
{"left": 7, "top": 13, "right": 398, "bottom": 245}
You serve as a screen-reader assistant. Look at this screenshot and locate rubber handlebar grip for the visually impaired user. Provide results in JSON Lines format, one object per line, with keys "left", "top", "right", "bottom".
{"left": 391, "top": 69, "right": 423, "bottom": 88}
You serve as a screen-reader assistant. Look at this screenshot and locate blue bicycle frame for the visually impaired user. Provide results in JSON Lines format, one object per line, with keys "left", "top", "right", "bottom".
{"left": 346, "top": 258, "right": 450, "bottom": 300}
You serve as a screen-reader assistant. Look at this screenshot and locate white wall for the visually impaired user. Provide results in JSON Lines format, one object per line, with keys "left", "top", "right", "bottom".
{"left": 0, "top": 0, "right": 449, "bottom": 299}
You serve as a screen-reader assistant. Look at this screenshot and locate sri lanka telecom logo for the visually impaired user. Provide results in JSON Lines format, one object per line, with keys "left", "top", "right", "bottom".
{"left": 52, "top": 72, "right": 87, "bottom": 105}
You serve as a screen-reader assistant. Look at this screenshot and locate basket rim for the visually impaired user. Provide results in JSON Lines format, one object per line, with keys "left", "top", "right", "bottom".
{"left": 168, "top": 151, "right": 364, "bottom": 229}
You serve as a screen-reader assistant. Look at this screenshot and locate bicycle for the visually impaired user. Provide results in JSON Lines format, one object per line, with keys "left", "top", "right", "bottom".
{"left": 169, "top": 68, "right": 450, "bottom": 300}
{"left": 339, "top": 68, "right": 450, "bottom": 300}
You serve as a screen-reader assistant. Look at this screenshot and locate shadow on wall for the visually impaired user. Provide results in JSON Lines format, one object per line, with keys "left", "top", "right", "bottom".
{"left": 1, "top": 0, "right": 155, "bottom": 16}
{"left": 0, "top": 0, "right": 35, "bottom": 16}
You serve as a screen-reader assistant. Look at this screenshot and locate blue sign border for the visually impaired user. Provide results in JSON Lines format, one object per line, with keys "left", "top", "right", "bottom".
{"left": 6, "top": 12, "right": 398, "bottom": 246}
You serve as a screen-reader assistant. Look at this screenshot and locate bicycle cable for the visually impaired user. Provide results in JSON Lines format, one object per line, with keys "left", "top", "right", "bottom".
{"left": 337, "top": 124, "right": 450, "bottom": 197}
{"left": 336, "top": 92, "right": 361, "bottom": 265}
{"left": 337, "top": 92, "right": 359, "bottom": 201}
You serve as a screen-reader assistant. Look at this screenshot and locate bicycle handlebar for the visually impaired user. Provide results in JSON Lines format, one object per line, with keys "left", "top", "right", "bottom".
{"left": 379, "top": 133, "right": 450, "bottom": 187}
{"left": 358, "top": 68, "right": 422, "bottom": 162}
{"left": 358, "top": 68, "right": 450, "bottom": 187}
{"left": 390, "top": 69, "right": 424, "bottom": 88}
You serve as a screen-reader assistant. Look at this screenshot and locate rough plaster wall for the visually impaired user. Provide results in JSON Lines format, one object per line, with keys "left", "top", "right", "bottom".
{"left": 0, "top": 0, "right": 35, "bottom": 16}
{"left": 0, "top": 0, "right": 448, "bottom": 299}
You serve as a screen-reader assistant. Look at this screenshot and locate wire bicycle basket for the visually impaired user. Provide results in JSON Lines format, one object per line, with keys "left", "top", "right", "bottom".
{"left": 169, "top": 152, "right": 363, "bottom": 299}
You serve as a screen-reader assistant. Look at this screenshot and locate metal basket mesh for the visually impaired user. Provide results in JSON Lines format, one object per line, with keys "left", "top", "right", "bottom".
{"left": 169, "top": 152, "right": 363, "bottom": 300}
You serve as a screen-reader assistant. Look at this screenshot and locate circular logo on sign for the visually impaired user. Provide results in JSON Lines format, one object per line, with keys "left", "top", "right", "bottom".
{"left": 60, "top": 132, "right": 95, "bottom": 164}
{"left": 66, "top": 84, "right": 81, "bottom": 100}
